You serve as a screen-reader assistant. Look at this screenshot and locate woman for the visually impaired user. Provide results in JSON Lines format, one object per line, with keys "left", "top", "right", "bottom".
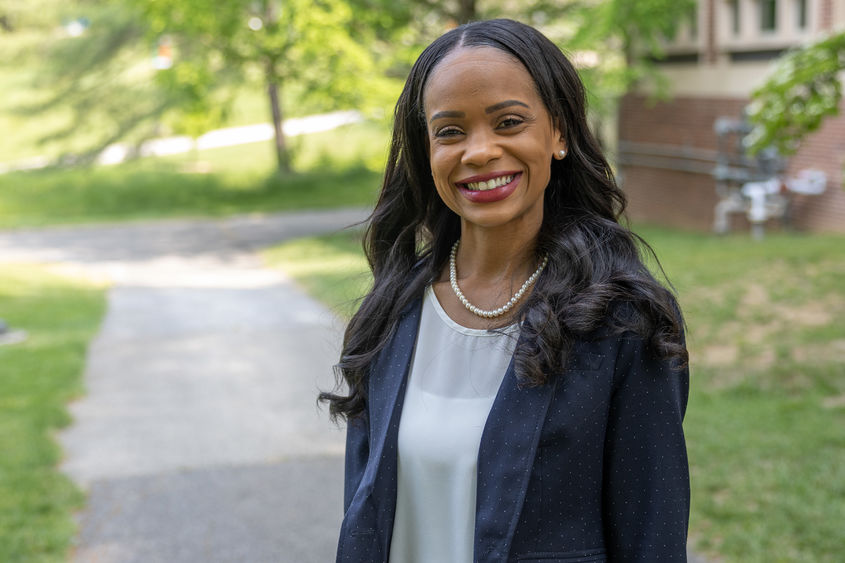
{"left": 321, "top": 18, "right": 690, "bottom": 563}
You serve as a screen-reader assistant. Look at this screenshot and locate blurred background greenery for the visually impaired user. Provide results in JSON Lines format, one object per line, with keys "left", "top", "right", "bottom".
{"left": 0, "top": 0, "right": 698, "bottom": 175}
{"left": 0, "top": 1, "right": 843, "bottom": 562}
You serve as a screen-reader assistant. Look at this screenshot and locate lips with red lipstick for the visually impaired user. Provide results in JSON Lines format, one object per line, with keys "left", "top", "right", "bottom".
{"left": 456, "top": 171, "right": 522, "bottom": 203}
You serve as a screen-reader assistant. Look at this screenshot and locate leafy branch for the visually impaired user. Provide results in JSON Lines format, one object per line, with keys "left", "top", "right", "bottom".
{"left": 746, "top": 31, "right": 845, "bottom": 156}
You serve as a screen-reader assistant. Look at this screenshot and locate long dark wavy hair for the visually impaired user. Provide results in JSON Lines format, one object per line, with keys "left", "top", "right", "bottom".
{"left": 320, "top": 19, "right": 687, "bottom": 421}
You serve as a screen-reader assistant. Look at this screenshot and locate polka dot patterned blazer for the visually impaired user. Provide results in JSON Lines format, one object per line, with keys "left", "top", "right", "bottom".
{"left": 337, "top": 297, "right": 690, "bottom": 563}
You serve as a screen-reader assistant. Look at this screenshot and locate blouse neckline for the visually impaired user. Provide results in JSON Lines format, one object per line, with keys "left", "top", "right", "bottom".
{"left": 425, "top": 285, "right": 519, "bottom": 337}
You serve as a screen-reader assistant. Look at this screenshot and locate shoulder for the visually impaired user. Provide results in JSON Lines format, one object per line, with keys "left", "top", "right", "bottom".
{"left": 567, "top": 299, "right": 686, "bottom": 378}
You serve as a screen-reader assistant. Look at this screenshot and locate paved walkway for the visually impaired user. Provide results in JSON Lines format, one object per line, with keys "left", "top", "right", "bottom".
{"left": 0, "top": 208, "right": 370, "bottom": 562}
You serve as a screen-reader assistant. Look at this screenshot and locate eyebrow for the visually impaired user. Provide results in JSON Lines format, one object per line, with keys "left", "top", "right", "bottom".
{"left": 428, "top": 100, "right": 530, "bottom": 123}
{"left": 484, "top": 100, "right": 529, "bottom": 113}
{"left": 429, "top": 110, "right": 464, "bottom": 123}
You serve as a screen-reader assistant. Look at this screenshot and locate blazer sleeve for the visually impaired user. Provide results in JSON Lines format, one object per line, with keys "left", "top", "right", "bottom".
{"left": 602, "top": 334, "right": 690, "bottom": 562}
{"left": 343, "top": 409, "right": 370, "bottom": 514}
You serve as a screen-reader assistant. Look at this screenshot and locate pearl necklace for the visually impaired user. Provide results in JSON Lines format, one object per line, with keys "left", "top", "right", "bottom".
{"left": 449, "top": 240, "right": 548, "bottom": 319}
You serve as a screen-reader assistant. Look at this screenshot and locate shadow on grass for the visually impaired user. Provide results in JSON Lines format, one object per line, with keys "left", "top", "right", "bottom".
{"left": 0, "top": 161, "right": 381, "bottom": 228}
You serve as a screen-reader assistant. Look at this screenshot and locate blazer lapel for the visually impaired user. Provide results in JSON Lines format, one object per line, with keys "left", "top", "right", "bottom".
{"left": 474, "top": 351, "right": 559, "bottom": 562}
{"left": 365, "top": 297, "right": 422, "bottom": 559}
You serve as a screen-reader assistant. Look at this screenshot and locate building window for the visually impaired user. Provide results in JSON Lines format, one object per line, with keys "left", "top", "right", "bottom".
{"left": 760, "top": 0, "right": 777, "bottom": 31}
{"left": 729, "top": 0, "right": 741, "bottom": 35}
{"left": 795, "top": 0, "right": 808, "bottom": 29}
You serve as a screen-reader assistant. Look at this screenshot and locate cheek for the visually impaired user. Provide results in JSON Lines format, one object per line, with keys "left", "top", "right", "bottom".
{"left": 432, "top": 176, "right": 455, "bottom": 209}
{"left": 530, "top": 143, "right": 554, "bottom": 184}
{"left": 537, "top": 165, "right": 553, "bottom": 193}
{"left": 428, "top": 152, "right": 453, "bottom": 195}
{"left": 526, "top": 160, "right": 553, "bottom": 198}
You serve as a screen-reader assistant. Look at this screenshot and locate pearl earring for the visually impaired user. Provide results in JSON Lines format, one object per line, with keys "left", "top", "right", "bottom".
{"left": 557, "top": 149, "right": 567, "bottom": 159}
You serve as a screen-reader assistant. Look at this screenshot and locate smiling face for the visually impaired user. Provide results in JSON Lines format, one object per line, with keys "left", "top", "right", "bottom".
{"left": 423, "top": 46, "right": 565, "bottom": 236}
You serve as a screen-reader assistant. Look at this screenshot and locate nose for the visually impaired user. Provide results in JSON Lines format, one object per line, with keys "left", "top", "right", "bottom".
{"left": 461, "top": 129, "right": 502, "bottom": 167}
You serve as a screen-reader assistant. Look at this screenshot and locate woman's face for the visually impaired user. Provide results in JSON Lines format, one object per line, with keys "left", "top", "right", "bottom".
{"left": 423, "top": 46, "right": 565, "bottom": 234}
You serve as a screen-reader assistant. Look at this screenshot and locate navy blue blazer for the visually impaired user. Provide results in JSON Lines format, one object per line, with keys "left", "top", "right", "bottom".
{"left": 337, "top": 297, "right": 690, "bottom": 563}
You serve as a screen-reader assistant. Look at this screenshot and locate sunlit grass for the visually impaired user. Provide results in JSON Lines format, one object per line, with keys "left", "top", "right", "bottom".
{"left": 266, "top": 227, "right": 845, "bottom": 562}
{"left": 0, "top": 264, "right": 107, "bottom": 562}
{"left": 262, "top": 230, "right": 370, "bottom": 319}
{"left": 0, "top": 121, "right": 389, "bottom": 228}
{"left": 637, "top": 226, "right": 845, "bottom": 562}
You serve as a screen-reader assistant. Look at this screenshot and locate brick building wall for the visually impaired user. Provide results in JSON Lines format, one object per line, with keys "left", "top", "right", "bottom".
{"left": 783, "top": 102, "right": 845, "bottom": 231}
{"left": 821, "top": 0, "right": 834, "bottom": 29}
{"left": 618, "top": 94, "right": 845, "bottom": 233}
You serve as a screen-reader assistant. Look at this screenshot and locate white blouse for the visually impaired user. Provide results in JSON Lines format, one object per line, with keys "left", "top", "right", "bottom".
{"left": 389, "top": 286, "right": 519, "bottom": 563}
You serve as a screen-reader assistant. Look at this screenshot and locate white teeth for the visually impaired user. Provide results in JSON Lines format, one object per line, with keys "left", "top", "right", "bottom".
{"left": 465, "top": 174, "right": 514, "bottom": 191}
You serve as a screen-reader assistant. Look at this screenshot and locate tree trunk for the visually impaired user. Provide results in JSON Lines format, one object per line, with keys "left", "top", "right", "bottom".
{"left": 0, "top": 15, "right": 14, "bottom": 32}
{"left": 267, "top": 79, "right": 290, "bottom": 174}
{"left": 264, "top": 0, "right": 289, "bottom": 174}
{"left": 456, "top": 0, "right": 476, "bottom": 23}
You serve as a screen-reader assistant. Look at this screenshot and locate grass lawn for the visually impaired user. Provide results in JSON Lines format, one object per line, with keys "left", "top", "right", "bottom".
{"left": 0, "top": 121, "right": 388, "bottom": 228}
{"left": 264, "top": 227, "right": 845, "bottom": 563}
{"left": 0, "top": 264, "right": 107, "bottom": 562}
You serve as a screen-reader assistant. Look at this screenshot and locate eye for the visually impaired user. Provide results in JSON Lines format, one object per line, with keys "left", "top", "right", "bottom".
{"left": 497, "top": 116, "right": 525, "bottom": 129}
{"left": 434, "top": 126, "right": 463, "bottom": 138}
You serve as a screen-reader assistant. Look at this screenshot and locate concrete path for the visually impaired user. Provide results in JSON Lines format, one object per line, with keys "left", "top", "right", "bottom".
{"left": 0, "top": 208, "right": 370, "bottom": 562}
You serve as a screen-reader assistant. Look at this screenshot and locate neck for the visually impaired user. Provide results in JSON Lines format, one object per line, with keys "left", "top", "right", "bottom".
{"left": 453, "top": 221, "right": 542, "bottom": 286}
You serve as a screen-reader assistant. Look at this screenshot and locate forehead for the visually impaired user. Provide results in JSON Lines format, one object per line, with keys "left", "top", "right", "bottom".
{"left": 423, "top": 46, "right": 541, "bottom": 113}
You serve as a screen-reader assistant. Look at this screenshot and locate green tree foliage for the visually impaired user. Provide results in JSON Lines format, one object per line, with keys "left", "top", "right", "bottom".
{"left": 406, "top": 0, "right": 477, "bottom": 23}
{"left": 23, "top": 0, "right": 697, "bottom": 170}
{"left": 578, "top": 0, "right": 696, "bottom": 63}
{"left": 746, "top": 31, "right": 845, "bottom": 156}
{"left": 0, "top": 0, "right": 65, "bottom": 30}
{"left": 27, "top": 0, "right": 397, "bottom": 171}
{"left": 17, "top": 1, "right": 232, "bottom": 165}
{"left": 359, "top": 0, "right": 695, "bottom": 118}
{"left": 128, "top": 0, "right": 393, "bottom": 173}
{"left": 567, "top": 0, "right": 697, "bottom": 114}
{"left": 30, "top": 3, "right": 176, "bottom": 164}
{"left": 135, "top": 0, "right": 697, "bottom": 165}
